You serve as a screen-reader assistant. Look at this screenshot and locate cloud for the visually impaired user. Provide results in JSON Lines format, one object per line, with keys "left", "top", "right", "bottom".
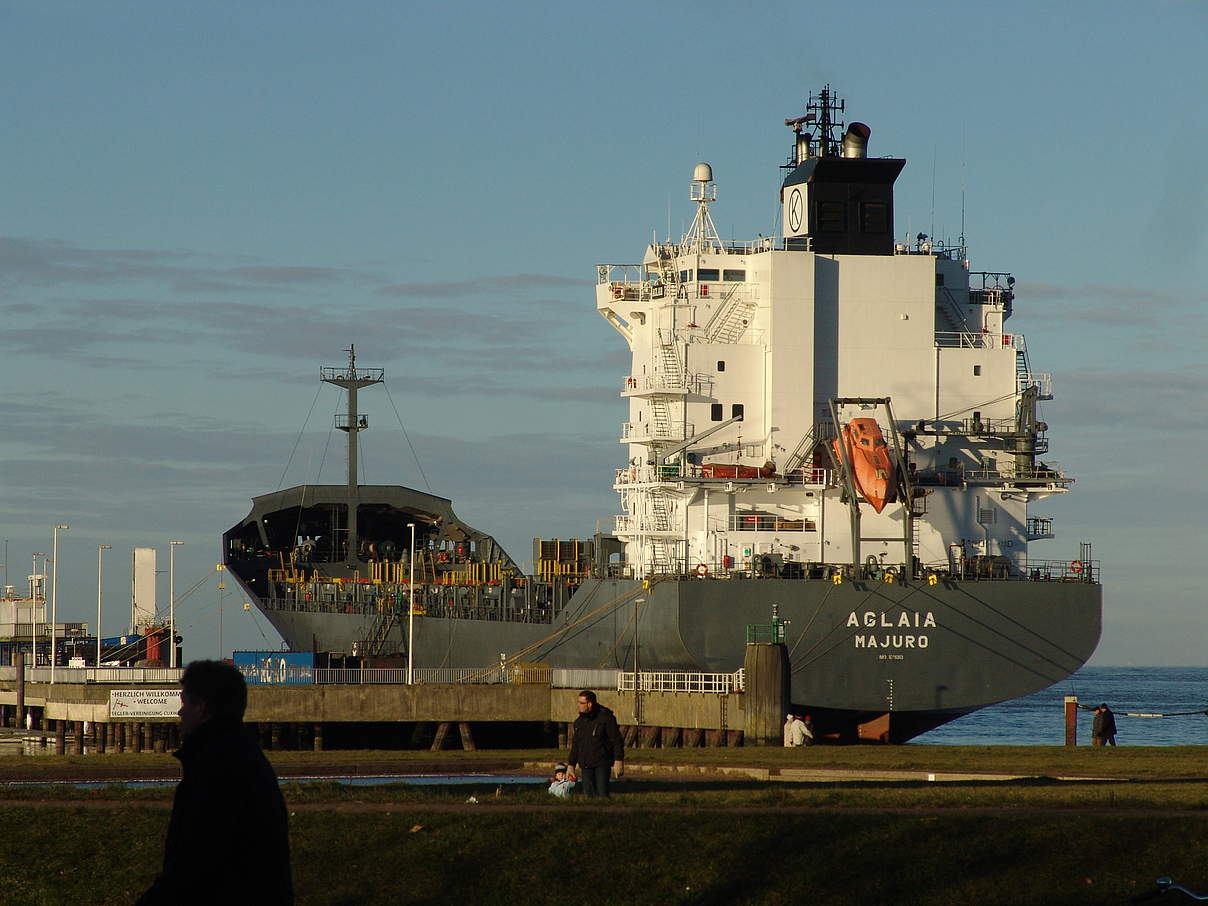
{"left": 377, "top": 273, "right": 590, "bottom": 298}
{"left": 1019, "top": 280, "right": 1206, "bottom": 328}
{"left": 0, "top": 237, "right": 378, "bottom": 296}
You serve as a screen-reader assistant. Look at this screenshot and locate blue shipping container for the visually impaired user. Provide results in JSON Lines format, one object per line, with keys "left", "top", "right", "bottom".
{"left": 233, "top": 650, "right": 315, "bottom": 685}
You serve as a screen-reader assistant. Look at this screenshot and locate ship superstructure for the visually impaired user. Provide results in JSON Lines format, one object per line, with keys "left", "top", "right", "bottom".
{"left": 598, "top": 85, "right": 1069, "bottom": 584}
{"left": 225, "top": 88, "right": 1101, "bottom": 742}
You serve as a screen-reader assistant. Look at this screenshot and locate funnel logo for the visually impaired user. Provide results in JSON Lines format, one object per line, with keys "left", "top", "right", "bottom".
{"left": 787, "top": 188, "right": 803, "bottom": 233}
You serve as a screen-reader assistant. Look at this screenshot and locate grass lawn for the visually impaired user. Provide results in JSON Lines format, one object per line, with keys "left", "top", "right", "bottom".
{"left": 2, "top": 747, "right": 1208, "bottom": 904}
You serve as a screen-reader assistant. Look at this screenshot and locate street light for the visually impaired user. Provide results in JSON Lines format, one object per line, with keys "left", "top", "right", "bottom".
{"left": 215, "top": 564, "right": 226, "bottom": 659}
{"left": 31, "top": 552, "right": 44, "bottom": 670}
{"left": 96, "top": 545, "right": 111, "bottom": 667}
{"left": 50, "top": 525, "right": 69, "bottom": 684}
{"left": 169, "top": 541, "right": 184, "bottom": 669}
{"left": 407, "top": 523, "right": 416, "bottom": 685}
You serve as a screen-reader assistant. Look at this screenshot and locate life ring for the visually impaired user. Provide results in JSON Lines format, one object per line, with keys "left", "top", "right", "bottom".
{"left": 695, "top": 564, "right": 708, "bottom": 578}
{"left": 1069, "top": 560, "right": 1084, "bottom": 574}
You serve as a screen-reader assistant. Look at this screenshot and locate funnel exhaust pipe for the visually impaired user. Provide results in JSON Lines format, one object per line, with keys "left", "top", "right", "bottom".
{"left": 841, "top": 122, "right": 871, "bottom": 159}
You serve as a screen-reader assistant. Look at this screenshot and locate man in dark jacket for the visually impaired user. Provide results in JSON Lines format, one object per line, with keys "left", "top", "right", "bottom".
{"left": 1092, "top": 703, "right": 1118, "bottom": 746}
{"left": 567, "top": 689, "right": 625, "bottom": 797}
{"left": 136, "top": 660, "right": 293, "bottom": 905}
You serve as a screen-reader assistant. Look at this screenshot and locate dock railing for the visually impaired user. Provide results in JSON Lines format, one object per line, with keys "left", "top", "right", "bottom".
{"left": 4, "top": 666, "right": 184, "bottom": 684}
{"left": 618, "top": 670, "right": 744, "bottom": 694}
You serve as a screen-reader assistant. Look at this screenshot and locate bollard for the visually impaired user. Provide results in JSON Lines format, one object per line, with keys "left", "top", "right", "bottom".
{"left": 1064, "top": 695, "right": 1079, "bottom": 746}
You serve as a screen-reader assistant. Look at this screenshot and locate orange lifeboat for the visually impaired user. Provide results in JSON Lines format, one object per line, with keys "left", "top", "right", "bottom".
{"left": 833, "top": 418, "right": 896, "bottom": 513}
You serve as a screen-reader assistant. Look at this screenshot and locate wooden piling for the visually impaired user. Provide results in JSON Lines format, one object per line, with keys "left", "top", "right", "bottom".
{"left": 684, "top": 728, "right": 703, "bottom": 748}
{"left": 431, "top": 722, "right": 451, "bottom": 751}
{"left": 143, "top": 722, "right": 153, "bottom": 752}
{"left": 660, "top": 726, "right": 682, "bottom": 748}
{"left": 639, "top": 726, "right": 660, "bottom": 748}
{"left": 313, "top": 723, "right": 324, "bottom": 752}
{"left": 1064, "top": 695, "right": 1079, "bottom": 746}
{"left": 73, "top": 721, "right": 84, "bottom": 755}
{"left": 458, "top": 722, "right": 476, "bottom": 751}
{"left": 55, "top": 721, "right": 66, "bottom": 755}
{"left": 14, "top": 651, "right": 25, "bottom": 727}
{"left": 557, "top": 722, "right": 568, "bottom": 749}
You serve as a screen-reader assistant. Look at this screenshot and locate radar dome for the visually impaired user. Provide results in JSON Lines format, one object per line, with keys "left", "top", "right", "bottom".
{"left": 693, "top": 162, "right": 713, "bottom": 182}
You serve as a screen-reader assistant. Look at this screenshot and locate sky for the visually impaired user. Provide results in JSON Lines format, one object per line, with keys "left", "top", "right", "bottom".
{"left": 1, "top": 0, "right": 1205, "bottom": 666}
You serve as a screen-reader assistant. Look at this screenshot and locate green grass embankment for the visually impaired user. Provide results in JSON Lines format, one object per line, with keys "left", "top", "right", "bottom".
{"left": 3, "top": 747, "right": 1207, "bottom": 904}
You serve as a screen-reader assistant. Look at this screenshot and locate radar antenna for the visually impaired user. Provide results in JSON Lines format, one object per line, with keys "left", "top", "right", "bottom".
{"left": 783, "top": 84, "right": 847, "bottom": 164}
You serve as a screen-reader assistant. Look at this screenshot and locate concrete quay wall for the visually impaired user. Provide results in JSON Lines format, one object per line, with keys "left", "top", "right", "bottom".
{"left": 3, "top": 684, "right": 741, "bottom": 729}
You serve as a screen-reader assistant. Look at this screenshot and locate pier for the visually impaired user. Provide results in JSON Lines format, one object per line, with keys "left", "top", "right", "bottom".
{"left": 0, "top": 643, "right": 792, "bottom": 754}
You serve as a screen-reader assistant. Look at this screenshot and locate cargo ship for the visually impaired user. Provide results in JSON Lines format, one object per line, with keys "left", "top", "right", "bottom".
{"left": 224, "top": 87, "right": 1101, "bottom": 743}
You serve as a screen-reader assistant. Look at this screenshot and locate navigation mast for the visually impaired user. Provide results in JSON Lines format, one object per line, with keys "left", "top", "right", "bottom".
{"left": 321, "top": 345, "right": 383, "bottom": 563}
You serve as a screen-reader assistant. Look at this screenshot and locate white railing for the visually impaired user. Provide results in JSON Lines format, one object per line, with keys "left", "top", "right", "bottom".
{"left": 1018, "top": 371, "right": 1053, "bottom": 397}
{"left": 620, "top": 421, "right": 695, "bottom": 443}
{"left": 934, "top": 331, "right": 998, "bottom": 349}
{"left": 622, "top": 373, "right": 712, "bottom": 396}
{"left": 12, "top": 667, "right": 184, "bottom": 684}
{"left": 618, "top": 670, "right": 744, "bottom": 694}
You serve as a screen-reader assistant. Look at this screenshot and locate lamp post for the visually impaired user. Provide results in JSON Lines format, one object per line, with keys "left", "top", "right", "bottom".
{"left": 216, "top": 564, "right": 226, "bottom": 659}
{"left": 169, "top": 541, "right": 183, "bottom": 669}
{"left": 96, "top": 545, "right": 111, "bottom": 667}
{"left": 407, "top": 523, "right": 416, "bottom": 685}
{"left": 31, "top": 552, "right": 44, "bottom": 669}
{"left": 50, "top": 525, "right": 69, "bottom": 683}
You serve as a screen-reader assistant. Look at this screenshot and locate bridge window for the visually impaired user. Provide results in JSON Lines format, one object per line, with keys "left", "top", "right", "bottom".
{"left": 711, "top": 404, "right": 723, "bottom": 421}
{"left": 732, "top": 404, "right": 744, "bottom": 419}
{"left": 860, "top": 202, "right": 888, "bottom": 233}
{"left": 698, "top": 268, "right": 720, "bottom": 281}
{"left": 679, "top": 269, "right": 694, "bottom": 282}
{"left": 723, "top": 269, "right": 746, "bottom": 281}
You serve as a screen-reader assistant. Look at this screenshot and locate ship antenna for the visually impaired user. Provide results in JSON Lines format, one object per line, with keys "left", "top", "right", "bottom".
{"left": 321, "top": 344, "right": 384, "bottom": 564}
{"left": 683, "top": 163, "right": 721, "bottom": 252}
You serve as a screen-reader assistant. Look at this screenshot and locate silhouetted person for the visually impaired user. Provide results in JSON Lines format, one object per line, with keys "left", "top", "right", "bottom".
{"left": 1092, "top": 703, "right": 1117, "bottom": 746}
{"left": 136, "top": 660, "right": 293, "bottom": 905}
{"left": 567, "top": 690, "right": 624, "bottom": 797}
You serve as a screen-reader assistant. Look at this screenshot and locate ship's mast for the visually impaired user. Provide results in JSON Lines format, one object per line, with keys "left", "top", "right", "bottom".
{"left": 321, "top": 345, "right": 384, "bottom": 563}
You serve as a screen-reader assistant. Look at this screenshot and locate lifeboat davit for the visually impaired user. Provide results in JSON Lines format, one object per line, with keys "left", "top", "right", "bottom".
{"left": 833, "top": 418, "right": 896, "bottom": 513}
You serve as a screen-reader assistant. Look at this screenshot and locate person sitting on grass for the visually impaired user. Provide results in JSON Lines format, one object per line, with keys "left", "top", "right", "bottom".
{"left": 548, "top": 762, "right": 574, "bottom": 798}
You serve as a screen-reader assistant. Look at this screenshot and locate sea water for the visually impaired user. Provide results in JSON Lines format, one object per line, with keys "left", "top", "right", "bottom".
{"left": 915, "top": 665, "right": 1208, "bottom": 746}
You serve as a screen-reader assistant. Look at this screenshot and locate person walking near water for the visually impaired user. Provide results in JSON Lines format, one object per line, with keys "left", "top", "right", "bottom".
{"left": 1092, "top": 703, "right": 1118, "bottom": 746}
{"left": 783, "top": 713, "right": 796, "bottom": 747}
{"left": 567, "top": 690, "right": 624, "bottom": 797}
{"left": 136, "top": 660, "right": 293, "bottom": 905}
